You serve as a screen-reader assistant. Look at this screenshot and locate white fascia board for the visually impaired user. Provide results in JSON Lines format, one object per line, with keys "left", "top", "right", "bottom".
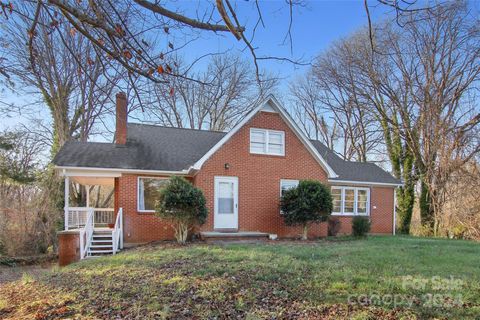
{"left": 328, "top": 179, "right": 403, "bottom": 187}
{"left": 268, "top": 96, "right": 338, "bottom": 178}
{"left": 55, "top": 165, "right": 190, "bottom": 177}
{"left": 190, "top": 94, "right": 338, "bottom": 178}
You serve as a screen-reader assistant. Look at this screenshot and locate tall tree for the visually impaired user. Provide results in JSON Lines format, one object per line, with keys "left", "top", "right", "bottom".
{"left": 3, "top": 4, "right": 120, "bottom": 152}
{"left": 140, "top": 55, "right": 276, "bottom": 131}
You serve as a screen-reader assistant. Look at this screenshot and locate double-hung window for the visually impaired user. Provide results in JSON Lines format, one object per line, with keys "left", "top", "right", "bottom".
{"left": 250, "top": 128, "right": 285, "bottom": 156}
{"left": 280, "top": 179, "right": 299, "bottom": 214}
{"left": 331, "top": 186, "right": 370, "bottom": 216}
{"left": 138, "top": 177, "right": 169, "bottom": 212}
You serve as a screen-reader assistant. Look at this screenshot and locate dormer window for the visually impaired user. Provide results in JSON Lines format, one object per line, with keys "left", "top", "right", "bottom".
{"left": 250, "top": 128, "right": 285, "bottom": 156}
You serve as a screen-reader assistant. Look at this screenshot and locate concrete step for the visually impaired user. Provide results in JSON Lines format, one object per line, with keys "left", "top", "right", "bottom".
{"left": 199, "top": 231, "right": 270, "bottom": 242}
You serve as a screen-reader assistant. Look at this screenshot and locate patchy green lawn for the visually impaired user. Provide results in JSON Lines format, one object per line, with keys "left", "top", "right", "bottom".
{"left": 1, "top": 236, "right": 479, "bottom": 319}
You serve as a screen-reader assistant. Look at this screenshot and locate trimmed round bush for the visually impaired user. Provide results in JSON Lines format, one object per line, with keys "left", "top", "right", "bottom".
{"left": 280, "top": 180, "right": 333, "bottom": 240}
{"left": 352, "top": 216, "right": 371, "bottom": 237}
{"left": 156, "top": 176, "right": 208, "bottom": 244}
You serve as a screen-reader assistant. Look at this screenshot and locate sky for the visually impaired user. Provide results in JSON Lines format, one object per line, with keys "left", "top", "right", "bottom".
{"left": 0, "top": 0, "right": 426, "bottom": 133}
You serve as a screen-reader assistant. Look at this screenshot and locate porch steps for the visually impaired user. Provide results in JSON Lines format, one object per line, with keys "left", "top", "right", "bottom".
{"left": 87, "top": 229, "right": 116, "bottom": 257}
{"left": 199, "top": 231, "right": 270, "bottom": 243}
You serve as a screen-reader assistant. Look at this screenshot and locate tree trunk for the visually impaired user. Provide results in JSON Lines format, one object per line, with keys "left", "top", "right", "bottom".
{"left": 419, "top": 180, "right": 434, "bottom": 232}
{"left": 174, "top": 222, "right": 189, "bottom": 244}
{"left": 301, "top": 224, "right": 308, "bottom": 240}
{"left": 397, "top": 154, "right": 415, "bottom": 234}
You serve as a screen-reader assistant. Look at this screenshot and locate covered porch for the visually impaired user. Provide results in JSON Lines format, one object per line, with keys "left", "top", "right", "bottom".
{"left": 61, "top": 169, "right": 123, "bottom": 260}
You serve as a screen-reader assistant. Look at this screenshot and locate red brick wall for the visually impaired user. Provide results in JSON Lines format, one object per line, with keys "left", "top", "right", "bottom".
{"left": 370, "top": 186, "right": 395, "bottom": 234}
{"left": 57, "top": 231, "right": 80, "bottom": 266}
{"left": 115, "top": 111, "right": 395, "bottom": 242}
{"left": 194, "top": 111, "right": 330, "bottom": 238}
{"left": 331, "top": 187, "right": 394, "bottom": 235}
{"left": 115, "top": 174, "right": 175, "bottom": 243}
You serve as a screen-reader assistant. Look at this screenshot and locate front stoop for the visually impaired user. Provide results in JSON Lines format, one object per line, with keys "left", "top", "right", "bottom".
{"left": 199, "top": 231, "right": 270, "bottom": 243}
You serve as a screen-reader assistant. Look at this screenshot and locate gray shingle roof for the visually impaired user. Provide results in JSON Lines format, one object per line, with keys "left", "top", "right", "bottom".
{"left": 53, "top": 124, "right": 226, "bottom": 171}
{"left": 309, "top": 140, "right": 401, "bottom": 184}
{"left": 54, "top": 123, "right": 401, "bottom": 184}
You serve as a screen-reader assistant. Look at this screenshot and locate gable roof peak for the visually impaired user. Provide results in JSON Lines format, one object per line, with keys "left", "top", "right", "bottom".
{"left": 190, "top": 95, "right": 338, "bottom": 178}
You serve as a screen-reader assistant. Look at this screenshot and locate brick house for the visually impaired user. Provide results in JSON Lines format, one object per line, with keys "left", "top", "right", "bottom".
{"left": 54, "top": 93, "right": 401, "bottom": 265}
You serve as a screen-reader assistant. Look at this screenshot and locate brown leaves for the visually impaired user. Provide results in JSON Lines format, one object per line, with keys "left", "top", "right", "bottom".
{"left": 49, "top": 19, "right": 59, "bottom": 29}
{"left": 123, "top": 50, "right": 132, "bottom": 60}
{"left": 69, "top": 27, "right": 77, "bottom": 37}
{"left": 114, "top": 24, "right": 125, "bottom": 37}
{"left": 0, "top": 2, "right": 13, "bottom": 19}
{"left": 157, "top": 65, "right": 164, "bottom": 74}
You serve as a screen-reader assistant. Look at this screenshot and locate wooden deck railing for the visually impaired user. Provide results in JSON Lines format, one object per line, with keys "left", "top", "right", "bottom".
{"left": 65, "top": 207, "right": 115, "bottom": 230}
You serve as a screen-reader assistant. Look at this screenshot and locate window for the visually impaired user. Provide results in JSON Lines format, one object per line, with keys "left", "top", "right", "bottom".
{"left": 331, "top": 186, "right": 370, "bottom": 216}
{"left": 280, "top": 179, "right": 299, "bottom": 196}
{"left": 250, "top": 128, "right": 285, "bottom": 156}
{"left": 331, "top": 188, "right": 343, "bottom": 213}
{"left": 280, "top": 179, "right": 299, "bottom": 214}
{"left": 138, "top": 177, "right": 169, "bottom": 212}
{"left": 217, "top": 181, "right": 234, "bottom": 214}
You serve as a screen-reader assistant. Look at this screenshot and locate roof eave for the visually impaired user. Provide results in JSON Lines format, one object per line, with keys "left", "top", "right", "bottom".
{"left": 54, "top": 165, "right": 191, "bottom": 176}
{"left": 328, "top": 179, "right": 403, "bottom": 187}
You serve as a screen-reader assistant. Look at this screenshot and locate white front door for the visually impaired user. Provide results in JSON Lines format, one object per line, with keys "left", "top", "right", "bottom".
{"left": 214, "top": 176, "right": 238, "bottom": 230}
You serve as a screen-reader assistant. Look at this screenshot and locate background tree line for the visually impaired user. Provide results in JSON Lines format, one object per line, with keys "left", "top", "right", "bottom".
{"left": 291, "top": 1, "right": 480, "bottom": 237}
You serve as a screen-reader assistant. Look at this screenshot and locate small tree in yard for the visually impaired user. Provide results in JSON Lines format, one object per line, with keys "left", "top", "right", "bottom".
{"left": 280, "top": 180, "right": 333, "bottom": 240}
{"left": 156, "top": 176, "right": 208, "bottom": 244}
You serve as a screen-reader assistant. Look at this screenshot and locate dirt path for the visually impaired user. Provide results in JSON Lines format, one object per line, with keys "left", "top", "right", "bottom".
{"left": 0, "top": 264, "right": 54, "bottom": 284}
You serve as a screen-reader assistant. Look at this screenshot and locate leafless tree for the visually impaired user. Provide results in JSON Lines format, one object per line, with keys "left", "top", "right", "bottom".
{"left": 291, "top": 37, "right": 383, "bottom": 162}
{"left": 2, "top": 3, "right": 121, "bottom": 151}
{"left": 375, "top": 2, "right": 480, "bottom": 234}
{"left": 290, "top": 73, "right": 339, "bottom": 150}
{"left": 137, "top": 54, "right": 277, "bottom": 131}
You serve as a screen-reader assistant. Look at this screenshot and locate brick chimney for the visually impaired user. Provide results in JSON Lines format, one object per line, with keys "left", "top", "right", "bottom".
{"left": 115, "top": 92, "right": 127, "bottom": 145}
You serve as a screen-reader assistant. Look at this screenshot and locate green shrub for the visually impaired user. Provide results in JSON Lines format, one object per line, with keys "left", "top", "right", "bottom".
{"left": 352, "top": 216, "right": 371, "bottom": 237}
{"left": 280, "top": 180, "right": 333, "bottom": 240}
{"left": 156, "top": 176, "right": 208, "bottom": 244}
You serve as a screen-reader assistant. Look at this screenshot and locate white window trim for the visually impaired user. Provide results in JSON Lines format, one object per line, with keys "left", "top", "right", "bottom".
{"left": 250, "top": 128, "right": 285, "bottom": 156}
{"left": 279, "top": 179, "right": 299, "bottom": 214}
{"left": 331, "top": 186, "right": 370, "bottom": 216}
{"left": 137, "top": 176, "right": 168, "bottom": 213}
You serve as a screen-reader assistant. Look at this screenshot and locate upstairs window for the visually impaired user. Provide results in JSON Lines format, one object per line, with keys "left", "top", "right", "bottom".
{"left": 250, "top": 128, "right": 285, "bottom": 156}
{"left": 331, "top": 186, "right": 370, "bottom": 216}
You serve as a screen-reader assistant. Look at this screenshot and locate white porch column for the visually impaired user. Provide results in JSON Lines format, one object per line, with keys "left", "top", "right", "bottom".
{"left": 86, "top": 185, "right": 90, "bottom": 207}
{"left": 64, "top": 176, "right": 70, "bottom": 231}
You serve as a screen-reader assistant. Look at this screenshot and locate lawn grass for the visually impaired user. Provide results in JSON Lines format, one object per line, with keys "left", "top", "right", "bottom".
{"left": 0, "top": 236, "right": 479, "bottom": 319}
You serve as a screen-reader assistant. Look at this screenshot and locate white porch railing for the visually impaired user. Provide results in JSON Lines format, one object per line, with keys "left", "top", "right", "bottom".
{"left": 112, "top": 208, "right": 123, "bottom": 254}
{"left": 79, "top": 208, "right": 94, "bottom": 259}
{"left": 65, "top": 207, "right": 114, "bottom": 230}
{"left": 94, "top": 208, "right": 115, "bottom": 226}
